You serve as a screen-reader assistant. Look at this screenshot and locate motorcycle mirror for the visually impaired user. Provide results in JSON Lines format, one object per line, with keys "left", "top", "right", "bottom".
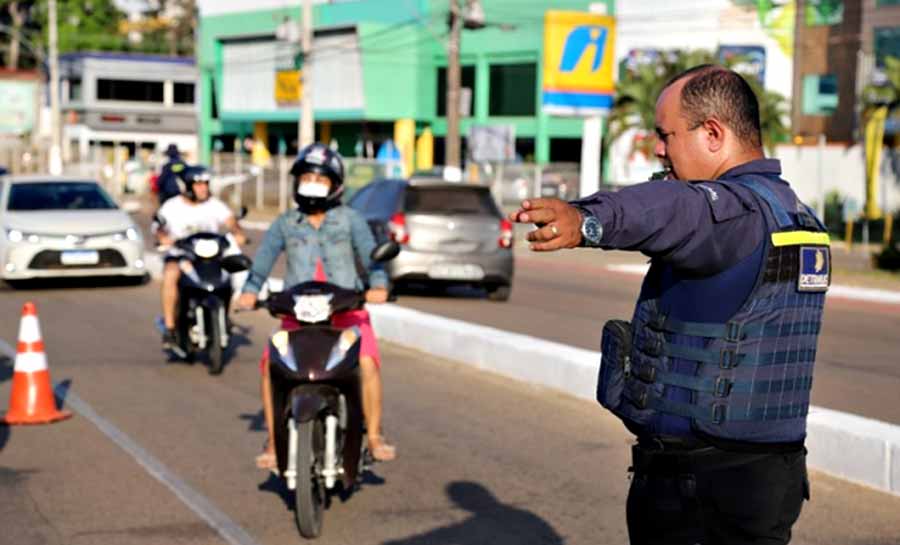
{"left": 152, "top": 213, "right": 166, "bottom": 227}
{"left": 238, "top": 205, "right": 248, "bottom": 220}
{"left": 222, "top": 254, "right": 253, "bottom": 273}
{"left": 370, "top": 241, "right": 400, "bottom": 263}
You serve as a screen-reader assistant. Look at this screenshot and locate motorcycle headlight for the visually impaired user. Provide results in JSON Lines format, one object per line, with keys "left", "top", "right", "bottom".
{"left": 193, "top": 238, "right": 221, "bottom": 259}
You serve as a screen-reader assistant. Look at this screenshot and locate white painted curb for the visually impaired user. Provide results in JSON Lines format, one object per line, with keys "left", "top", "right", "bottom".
{"left": 367, "top": 304, "right": 900, "bottom": 497}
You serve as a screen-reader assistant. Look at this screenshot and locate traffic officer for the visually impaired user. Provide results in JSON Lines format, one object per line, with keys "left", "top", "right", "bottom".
{"left": 156, "top": 144, "right": 188, "bottom": 206}
{"left": 510, "top": 65, "right": 828, "bottom": 544}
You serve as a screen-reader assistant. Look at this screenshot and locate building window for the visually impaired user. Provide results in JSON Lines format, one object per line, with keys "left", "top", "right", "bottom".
{"left": 805, "top": 0, "right": 843, "bottom": 26}
{"left": 874, "top": 27, "right": 900, "bottom": 67}
{"left": 173, "top": 82, "right": 195, "bottom": 104}
{"left": 436, "top": 65, "right": 475, "bottom": 117}
{"left": 69, "top": 78, "right": 81, "bottom": 101}
{"left": 876, "top": 0, "right": 900, "bottom": 6}
{"left": 97, "top": 79, "right": 164, "bottom": 102}
{"left": 802, "top": 74, "right": 838, "bottom": 115}
{"left": 489, "top": 63, "right": 536, "bottom": 117}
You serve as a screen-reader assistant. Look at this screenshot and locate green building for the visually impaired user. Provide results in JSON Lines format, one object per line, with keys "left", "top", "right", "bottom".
{"left": 196, "top": 0, "right": 614, "bottom": 166}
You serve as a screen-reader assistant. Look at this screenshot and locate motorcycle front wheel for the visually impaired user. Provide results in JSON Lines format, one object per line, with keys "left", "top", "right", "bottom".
{"left": 206, "top": 309, "right": 224, "bottom": 375}
{"left": 294, "top": 418, "right": 326, "bottom": 538}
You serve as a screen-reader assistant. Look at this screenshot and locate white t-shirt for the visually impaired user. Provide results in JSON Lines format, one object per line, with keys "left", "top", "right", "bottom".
{"left": 158, "top": 196, "right": 234, "bottom": 240}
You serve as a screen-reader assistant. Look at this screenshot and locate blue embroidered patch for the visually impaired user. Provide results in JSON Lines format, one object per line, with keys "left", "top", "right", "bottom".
{"left": 798, "top": 246, "right": 829, "bottom": 292}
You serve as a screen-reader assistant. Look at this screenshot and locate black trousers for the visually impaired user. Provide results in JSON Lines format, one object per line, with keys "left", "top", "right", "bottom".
{"left": 626, "top": 443, "right": 809, "bottom": 545}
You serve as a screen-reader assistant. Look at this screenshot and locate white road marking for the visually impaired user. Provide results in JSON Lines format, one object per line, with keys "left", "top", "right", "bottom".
{"left": 58, "top": 387, "right": 264, "bottom": 545}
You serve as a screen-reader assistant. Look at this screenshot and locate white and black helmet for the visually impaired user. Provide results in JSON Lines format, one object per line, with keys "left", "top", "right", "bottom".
{"left": 290, "top": 143, "right": 345, "bottom": 212}
{"left": 177, "top": 165, "right": 211, "bottom": 202}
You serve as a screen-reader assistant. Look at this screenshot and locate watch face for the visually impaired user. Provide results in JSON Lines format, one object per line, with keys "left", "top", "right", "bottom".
{"left": 583, "top": 217, "right": 601, "bottom": 244}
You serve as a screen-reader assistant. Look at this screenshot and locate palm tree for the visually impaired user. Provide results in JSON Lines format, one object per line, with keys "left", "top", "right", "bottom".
{"left": 607, "top": 49, "right": 791, "bottom": 160}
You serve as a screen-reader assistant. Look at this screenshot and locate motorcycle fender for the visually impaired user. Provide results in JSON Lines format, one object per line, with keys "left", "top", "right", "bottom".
{"left": 291, "top": 391, "right": 329, "bottom": 424}
{"left": 199, "top": 294, "right": 224, "bottom": 311}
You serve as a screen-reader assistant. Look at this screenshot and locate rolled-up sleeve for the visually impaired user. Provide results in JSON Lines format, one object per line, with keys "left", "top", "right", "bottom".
{"left": 571, "top": 180, "right": 764, "bottom": 275}
{"left": 242, "top": 215, "right": 286, "bottom": 294}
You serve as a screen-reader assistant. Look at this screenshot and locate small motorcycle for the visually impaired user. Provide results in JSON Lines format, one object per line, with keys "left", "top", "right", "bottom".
{"left": 168, "top": 232, "right": 252, "bottom": 374}
{"left": 255, "top": 241, "right": 398, "bottom": 539}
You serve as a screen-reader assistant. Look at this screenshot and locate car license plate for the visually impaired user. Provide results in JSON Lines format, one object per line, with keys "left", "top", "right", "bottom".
{"left": 428, "top": 264, "right": 484, "bottom": 280}
{"left": 60, "top": 250, "right": 99, "bottom": 266}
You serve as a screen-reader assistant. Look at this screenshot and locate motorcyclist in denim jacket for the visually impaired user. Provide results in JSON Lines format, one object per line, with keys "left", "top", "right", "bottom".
{"left": 238, "top": 143, "right": 396, "bottom": 468}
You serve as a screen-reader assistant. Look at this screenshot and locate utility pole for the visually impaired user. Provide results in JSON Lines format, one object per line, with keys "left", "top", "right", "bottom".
{"left": 445, "top": 0, "right": 462, "bottom": 169}
{"left": 48, "top": 0, "right": 62, "bottom": 175}
{"left": 299, "top": 0, "right": 315, "bottom": 149}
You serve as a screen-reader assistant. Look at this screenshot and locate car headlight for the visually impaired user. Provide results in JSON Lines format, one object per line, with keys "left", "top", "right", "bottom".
{"left": 5, "top": 229, "right": 37, "bottom": 243}
{"left": 112, "top": 227, "right": 141, "bottom": 242}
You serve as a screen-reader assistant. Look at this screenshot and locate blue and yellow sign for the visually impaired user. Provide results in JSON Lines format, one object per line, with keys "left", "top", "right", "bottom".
{"left": 542, "top": 11, "right": 616, "bottom": 116}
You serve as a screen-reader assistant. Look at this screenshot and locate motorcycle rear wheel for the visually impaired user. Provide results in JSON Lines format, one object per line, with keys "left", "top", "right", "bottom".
{"left": 294, "top": 418, "right": 325, "bottom": 538}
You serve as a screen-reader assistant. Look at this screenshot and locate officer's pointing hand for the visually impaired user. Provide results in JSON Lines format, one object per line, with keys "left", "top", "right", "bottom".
{"left": 509, "top": 198, "right": 583, "bottom": 251}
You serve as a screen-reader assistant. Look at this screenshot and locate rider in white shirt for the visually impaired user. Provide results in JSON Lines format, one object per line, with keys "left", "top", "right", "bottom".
{"left": 154, "top": 166, "right": 246, "bottom": 349}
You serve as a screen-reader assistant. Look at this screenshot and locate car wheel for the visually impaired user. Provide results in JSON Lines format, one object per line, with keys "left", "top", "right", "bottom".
{"left": 487, "top": 284, "right": 511, "bottom": 302}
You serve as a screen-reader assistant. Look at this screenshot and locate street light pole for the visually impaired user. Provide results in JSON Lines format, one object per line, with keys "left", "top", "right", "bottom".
{"left": 445, "top": 0, "right": 462, "bottom": 169}
{"left": 298, "top": 0, "right": 314, "bottom": 149}
{"left": 48, "top": 0, "right": 62, "bottom": 175}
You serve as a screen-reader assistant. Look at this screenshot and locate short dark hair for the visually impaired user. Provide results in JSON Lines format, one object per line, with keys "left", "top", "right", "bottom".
{"left": 664, "top": 64, "right": 762, "bottom": 149}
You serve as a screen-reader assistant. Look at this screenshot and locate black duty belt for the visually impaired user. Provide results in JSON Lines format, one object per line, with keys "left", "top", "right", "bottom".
{"left": 630, "top": 443, "right": 771, "bottom": 475}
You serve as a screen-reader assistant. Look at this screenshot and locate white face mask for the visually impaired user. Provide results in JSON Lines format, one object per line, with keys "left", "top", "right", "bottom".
{"left": 297, "top": 181, "right": 329, "bottom": 198}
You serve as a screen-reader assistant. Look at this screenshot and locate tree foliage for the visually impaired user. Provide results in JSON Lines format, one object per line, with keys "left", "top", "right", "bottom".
{"left": 608, "top": 49, "right": 791, "bottom": 158}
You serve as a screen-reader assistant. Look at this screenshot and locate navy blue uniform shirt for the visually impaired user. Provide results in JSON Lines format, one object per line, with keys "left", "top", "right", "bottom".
{"left": 572, "top": 158, "right": 802, "bottom": 439}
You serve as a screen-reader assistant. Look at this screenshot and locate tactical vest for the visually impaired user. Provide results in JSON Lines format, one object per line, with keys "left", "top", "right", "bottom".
{"left": 597, "top": 177, "right": 830, "bottom": 443}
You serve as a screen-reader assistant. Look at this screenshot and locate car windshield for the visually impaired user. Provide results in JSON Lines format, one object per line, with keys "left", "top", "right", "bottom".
{"left": 405, "top": 187, "right": 500, "bottom": 216}
{"left": 7, "top": 182, "right": 117, "bottom": 211}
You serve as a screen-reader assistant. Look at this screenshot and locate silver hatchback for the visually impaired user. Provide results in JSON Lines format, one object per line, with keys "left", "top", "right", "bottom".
{"left": 348, "top": 178, "right": 514, "bottom": 301}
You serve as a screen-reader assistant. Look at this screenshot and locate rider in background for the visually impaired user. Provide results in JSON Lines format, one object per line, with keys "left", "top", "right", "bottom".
{"left": 237, "top": 143, "right": 397, "bottom": 469}
{"left": 155, "top": 165, "right": 246, "bottom": 351}
{"left": 156, "top": 144, "right": 188, "bottom": 206}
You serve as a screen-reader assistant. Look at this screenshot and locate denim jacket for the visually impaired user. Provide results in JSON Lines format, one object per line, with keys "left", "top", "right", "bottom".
{"left": 242, "top": 205, "right": 387, "bottom": 294}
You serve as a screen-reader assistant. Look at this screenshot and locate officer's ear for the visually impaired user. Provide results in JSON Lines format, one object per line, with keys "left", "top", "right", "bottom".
{"left": 701, "top": 117, "right": 727, "bottom": 153}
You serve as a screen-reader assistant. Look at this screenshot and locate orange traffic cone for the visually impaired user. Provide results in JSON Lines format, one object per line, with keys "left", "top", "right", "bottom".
{"left": 2, "top": 302, "right": 72, "bottom": 425}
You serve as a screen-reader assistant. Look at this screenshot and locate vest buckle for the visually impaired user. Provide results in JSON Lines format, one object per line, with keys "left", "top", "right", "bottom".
{"left": 644, "top": 336, "right": 663, "bottom": 357}
{"left": 719, "top": 348, "right": 739, "bottom": 369}
{"left": 636, "top": 365, "right": 656, "bottom": 383}
{"left": 714, "top": 377, "right": 732, "bottom": 397}
{"left": 712, "top": 404, "right": 727, "bottom": 424}
{"left": 725, "top": 321, "right": 743, "bottom": 342}
{"left": 648, "top": 313, "right": 667, "bottom": 331}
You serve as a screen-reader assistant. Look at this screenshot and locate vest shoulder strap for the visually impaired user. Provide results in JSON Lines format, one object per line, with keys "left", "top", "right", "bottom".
{"left": 731, "top": 176, "right": 794, "bottom": 229}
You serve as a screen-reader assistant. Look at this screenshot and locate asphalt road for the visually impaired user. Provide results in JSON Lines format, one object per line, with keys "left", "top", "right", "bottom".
{"left": 0, "top": 278, "right": 899, "bottom": 544}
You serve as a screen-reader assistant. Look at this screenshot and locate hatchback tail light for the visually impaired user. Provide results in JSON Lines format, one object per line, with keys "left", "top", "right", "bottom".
{"left": 389, "top": 212, "right": 409, "bottom": 244}
{"left": 499, "top": 219, "right": 513, "bottom": 249}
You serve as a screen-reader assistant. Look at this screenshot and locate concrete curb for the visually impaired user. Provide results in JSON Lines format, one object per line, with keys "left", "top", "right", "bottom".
{"left": 367, "top": 304, "right": 900, "bottom": 498}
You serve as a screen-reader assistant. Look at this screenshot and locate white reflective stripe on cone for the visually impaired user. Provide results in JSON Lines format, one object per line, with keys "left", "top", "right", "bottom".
{"left": 14, "top": 352, "right": 48, "bottom": 373}
{"left": 18, "top": 316, "right": 42, "bottom": 344}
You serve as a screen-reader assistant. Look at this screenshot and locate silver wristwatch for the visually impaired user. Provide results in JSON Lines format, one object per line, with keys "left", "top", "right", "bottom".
{"left": 576, "top": 207, "right": 603, "bottom": 247}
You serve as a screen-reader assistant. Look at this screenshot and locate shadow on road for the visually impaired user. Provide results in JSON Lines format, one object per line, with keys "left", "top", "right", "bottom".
{"left": 382, "top": 481, "right": 565, "bottom": 545}
{"left": 2, "top": 275, "right": 149, "bottom": 291}
{"left": 0, "top": 356, "right": 11, "bottom": 452}
{"left": 54, "top": 379, "right": 72, "bottom": 410}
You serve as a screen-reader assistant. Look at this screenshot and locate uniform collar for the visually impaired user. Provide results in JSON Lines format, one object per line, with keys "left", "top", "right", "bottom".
{"left": 717, "top": 158, "right": 782, "bottom": 180}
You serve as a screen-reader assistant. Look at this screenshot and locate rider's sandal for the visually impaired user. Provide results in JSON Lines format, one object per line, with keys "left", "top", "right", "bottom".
{"left": 369, "top": 436, "right": 397, "bottom": 462}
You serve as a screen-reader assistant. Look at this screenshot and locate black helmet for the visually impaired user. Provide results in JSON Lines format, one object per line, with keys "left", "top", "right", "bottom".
{"left": 290, "top": 143, "right": 345, "bottom": 212}
{"left": 178, "top": 165, "right": 211, "bottom": 202}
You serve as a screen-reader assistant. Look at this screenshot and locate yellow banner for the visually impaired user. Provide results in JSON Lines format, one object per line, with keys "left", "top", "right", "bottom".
{"left": 543, "top": 11, "right": 616, "bottom": 96}
{"left": 275, "top": 70, "right": 302, "bottom": 105}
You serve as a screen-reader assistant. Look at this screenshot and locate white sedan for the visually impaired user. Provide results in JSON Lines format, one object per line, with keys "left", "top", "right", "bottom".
{"left": 0, "top": 176, "right": 147, "bottom": 283}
